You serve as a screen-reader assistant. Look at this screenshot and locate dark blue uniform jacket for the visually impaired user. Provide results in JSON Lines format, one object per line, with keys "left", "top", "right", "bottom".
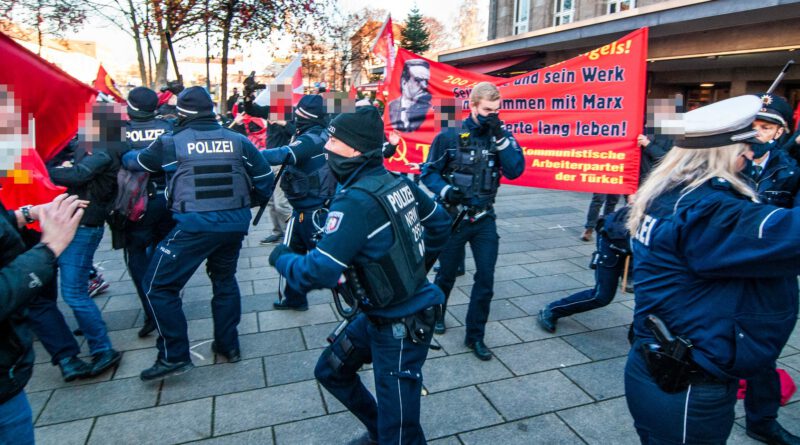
{"left": 748, "top": 148, "right": 800, "bottom": 208}
{"left": 275, "top": 165, "right": 452, "bottom": 318}
{"left": 421, "top": 117, "right": 526, "bottom": 212}
{"left": 122, "top": 118, "right": 274, "bottom": 233}
{"left": 631, "top": 179, "right": 800, "bottom": 380}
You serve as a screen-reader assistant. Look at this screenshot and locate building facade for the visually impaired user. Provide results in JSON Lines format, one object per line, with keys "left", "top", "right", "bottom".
{"left": 444, "top": 0, "right": 800, "bottom": 110}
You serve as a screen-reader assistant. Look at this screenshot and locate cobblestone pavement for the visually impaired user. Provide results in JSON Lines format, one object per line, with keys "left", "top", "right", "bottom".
{"left": 29, "top": 185, "right": 800, "bottom": 444}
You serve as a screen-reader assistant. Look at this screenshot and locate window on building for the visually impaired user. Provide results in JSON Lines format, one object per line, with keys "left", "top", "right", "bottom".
{"left": 607, "top": 0, "right": 634, "bottom": 14}
{"left": 553, "top": 0, "right": 575, "bottom": 26}
{"left": 514, "top": 0, "right": 530, "bottom": 35}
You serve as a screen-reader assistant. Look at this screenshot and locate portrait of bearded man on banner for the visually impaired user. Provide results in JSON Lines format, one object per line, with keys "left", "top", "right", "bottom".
{"left": 389, "top": 59, "right": 432, "bottom": 132}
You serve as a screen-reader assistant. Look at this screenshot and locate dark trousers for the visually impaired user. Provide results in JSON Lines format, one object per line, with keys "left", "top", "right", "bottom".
{"left": 282, "top": 208, "right": 321, "bottom": 307}
{"left": 26, "top": 277, "right": 81, "bottom": 365}
{"left": 548, "top": 236, "right": 626, "bottom": 319}
{"left": 124, "top": 194, "right": 175, "bottom": 322}
{"left": 625, "top": 341, "right": 738, "bottom": 444}
{"left": 745, "top": 365, "right": 781, "bottom": 432}
{"left": 435, "top": 216, "right": 498, "bottom": 343}
{"left": 142, "top": 228, "right": 245, "bottom": 363}
{"left": 585, "top": 193, "right": 620, "bottom": 229}
{"left": 315, "top": 313, "right": 430, "bottom": 444}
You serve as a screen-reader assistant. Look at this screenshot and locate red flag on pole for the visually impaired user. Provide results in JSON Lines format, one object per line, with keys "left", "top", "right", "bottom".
{"left": 93, "top": 64, "right": 124, "bottom": 102}
{"left": 0, "top": 31, "right": 97, "bottom": 209}
{"left": 275, "top": 54, "right": 304, "bottom": 105}
{"left": 371, "top": 15, "right": 396, "bottom": 85}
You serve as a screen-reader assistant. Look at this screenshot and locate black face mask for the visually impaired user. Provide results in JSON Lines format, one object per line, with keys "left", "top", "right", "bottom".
{"left": 325, "top": 149, "right": 381, "bottom": 183}
{"left": 749, "top": 140, "right": 775, "bottom": 159}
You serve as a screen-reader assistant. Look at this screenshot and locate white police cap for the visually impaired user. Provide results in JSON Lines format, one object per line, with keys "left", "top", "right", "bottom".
{"left": 660, "top": 95, "right": 761, "bottom": 149}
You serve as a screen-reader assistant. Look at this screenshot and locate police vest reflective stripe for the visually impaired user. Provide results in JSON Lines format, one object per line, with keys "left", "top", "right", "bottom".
{"left": 280, "top": 128, "right": 337, "bottom": 202}
{"left": 444, "top": 130, "right": 500, "bottom": 203}
{"left": 348, "top": 173, "right": 427, "bottom": 309}
{"left": 169, "top": 128, "right": 251, "bottom": 213}
{"left": 126, "top": 119, "right": 172, "bottom": 150}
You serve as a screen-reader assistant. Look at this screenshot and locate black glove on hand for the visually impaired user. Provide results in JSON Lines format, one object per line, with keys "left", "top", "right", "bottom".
{"left": 444, "top": 187, "right": 465, "bottom": 205}
{"left": 484, "top": 113, "right": 505, "bottom": 140}
{"left": 244, "top": 96, "right": 269, "bottom": 119}
{"left": 269, "top": 244, "right": 293, "bottom": 267}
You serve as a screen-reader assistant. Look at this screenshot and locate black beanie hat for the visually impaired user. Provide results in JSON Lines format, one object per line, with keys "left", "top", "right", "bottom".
{"left": 295, "top": 94, "right": 325, "bottom": 121}
{"left": 177, "top": 86, "right": 214, "bottom": 117}
{"left": 328, "top": 106, "right": 384, "bottom": 153}
{"left": 127, "top": 87, "right": 158, "bottom": 113}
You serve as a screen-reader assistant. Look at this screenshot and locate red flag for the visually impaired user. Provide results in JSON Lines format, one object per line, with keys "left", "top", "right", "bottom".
{"left": 371, "top": 15, "right": 396, "bottom": 85}
{"left": 274, "top": 55, "right": 304, "bottom": 105}
{"left": 793, "top": 102, "right": 800, "bottom": 132}
{"left": 93, "top": 64, "right": 124, "bottom": 102}
{"left": 0, "top": 32, "right": 96, "bottom": 209}
{"left": 349, "top": 84, "right": 358, "bottom": 100}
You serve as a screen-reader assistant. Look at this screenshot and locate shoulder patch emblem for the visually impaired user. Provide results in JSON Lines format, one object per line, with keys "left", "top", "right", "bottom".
{"left": 325, "top": 211, "right": 344, "bottom": 234}
{"left": 289, "top": 140, "right": 302, "bottom": 147}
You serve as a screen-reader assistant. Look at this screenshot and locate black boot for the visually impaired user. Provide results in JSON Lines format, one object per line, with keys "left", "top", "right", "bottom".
{"left": 89, "top": 349, "right": 121, "bottom": 377}
{"left": 211, "top": 341, "right": 241, "bottom": 363}
{"left": 138, "top": 318, "right": 157, "bottom": 338}
{"left": 140, "top": 358, "right": 194, "bottom": 381}
{"left": 58, "top": 356, "right": 92, "bottom": 382}
{"left": 538, "top": 307, "right": 557, "bottom": 333}
{"left": 465, "top": 340, "right": 493, "bottom": 361}
{"left": 747, "top": 422, "right": 800, "bottom": 445}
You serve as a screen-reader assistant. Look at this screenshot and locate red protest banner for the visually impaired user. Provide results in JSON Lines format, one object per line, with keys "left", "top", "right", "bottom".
{"left": 383, "top": 28, "right": 648, "bottom": 195}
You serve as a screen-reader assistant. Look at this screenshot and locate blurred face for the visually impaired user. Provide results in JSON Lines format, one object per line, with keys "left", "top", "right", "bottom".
{"left": 325, "top": 136, "right": 360, "bottom": 158}
{"left": 736, "top": 146, "right": 755, "bottom": 172}
{"left": 401, "top": 65, "right": 430, "bottom": 101}
{"left": 470, "top": 98, "right": 501, "bottom": 122}
{"left": 752, "top": 119, "right": 784, "bottom": 143}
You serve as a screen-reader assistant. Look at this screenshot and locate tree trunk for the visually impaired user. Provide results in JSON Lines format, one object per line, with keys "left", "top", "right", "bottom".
{"left": 204, "top": 0, "right": 210, "bottom": 91}
{"left": 156, "top": 42, "right": 169, "bottom": 87}
{"left": 219, "top": 2, "right": 236, "bottom": 114}
{"left": 127, "top": 0, "right": 147, "bottom": 87}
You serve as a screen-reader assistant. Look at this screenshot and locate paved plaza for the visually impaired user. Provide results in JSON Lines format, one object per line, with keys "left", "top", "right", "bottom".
{"left": 28, "top": 185, "right": 800, "bottom": 444}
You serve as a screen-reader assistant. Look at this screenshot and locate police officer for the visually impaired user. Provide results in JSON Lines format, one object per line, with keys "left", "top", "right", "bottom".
{"left": 269, "top": 106, "right": 450, "bottom": 444}
{"left": 741, "top": 93, "right": 800, "bottom": 445}
{"left": 122, "top": 86, "right": 274, "bottom": 380}
{"left": 421, "top": 81, "right": 525, "bottom": 360}
{"left": 257, "top": 95, "right": 337, "bottom": 310}
{"left": 625, "top": 95, "right": 800, "bottom": 444}
{"left": 538, "top": 206, "right": 630, "bottom": 333}
{"left": 121, "top": 87, "right": 175, "bottom": 338}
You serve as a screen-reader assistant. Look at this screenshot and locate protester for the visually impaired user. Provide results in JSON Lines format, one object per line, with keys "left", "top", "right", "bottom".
{"left": 580, "top": 193, "right": 619, "bottom": 242}
{"left": 260, "top": 119, "right": 295, "bottom": 245}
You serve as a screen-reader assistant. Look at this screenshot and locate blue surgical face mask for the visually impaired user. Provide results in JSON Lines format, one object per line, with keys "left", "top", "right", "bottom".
{"left": 749, "top": 140, "right": 774, "bottom": 159}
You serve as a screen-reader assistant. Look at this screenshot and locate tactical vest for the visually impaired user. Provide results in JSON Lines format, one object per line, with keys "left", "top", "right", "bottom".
{"left": 168, "top": 128, "right": 252, "bottom": 213}
{"left": 126, "top": 119, "right": 171, "bottom": 150}
{"left": 348, "top": 174, "right": 428, "bottom": 309}
{"left": 280, "top": 128, "right": 337, "bottom": 202}
{"left": 444, "top": 130, "right": 500, "bottom": 204}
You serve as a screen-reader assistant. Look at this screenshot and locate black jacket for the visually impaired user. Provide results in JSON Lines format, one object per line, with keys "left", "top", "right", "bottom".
{"left": 0, "top": 203, "right": 57, "bottom": 403}
{"left": 48, "top": 142, "right": 124, "bottom": 226}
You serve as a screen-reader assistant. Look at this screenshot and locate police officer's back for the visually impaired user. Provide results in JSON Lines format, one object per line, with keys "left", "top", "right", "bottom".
{"left": 122, "top": 86, "right": 274, "bottom": 381}
{"left": 269, "top": 107, "right": 450, "bottom": 443}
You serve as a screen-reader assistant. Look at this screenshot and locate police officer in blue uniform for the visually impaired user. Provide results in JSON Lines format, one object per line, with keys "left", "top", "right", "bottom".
{"left": 625, "top": 95, "right": 800, "bottom": 444}
{"left": 121, "top": 87, "right": 175, "bottom": 338}
{"left": 538, "top": 206, "right": 630, "bottom": 333}
{"left": 741, "top": 93, "right": 800, "bottom": 445}
{"left": 269, "top": 107, "right": 450, "bottom": 444}
{"left": 122, "top": 87, "right": 274, "bottom": 380}
{"left": 421, "top": 81, "right": 525, "bottom": 360}
{"left": 257, "top": 95, "right": 337, "bottom": 310}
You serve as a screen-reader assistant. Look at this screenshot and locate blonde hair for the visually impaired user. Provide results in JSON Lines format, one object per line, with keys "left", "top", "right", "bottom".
{"left": 469, "top": 82, "right": 501, "bottom": 105}
{"left": 627, "top": 143, "right": 758, "bottom": 233}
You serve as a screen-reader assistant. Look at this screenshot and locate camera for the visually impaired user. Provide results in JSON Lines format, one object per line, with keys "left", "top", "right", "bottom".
{"left": 159, "top": 80, "right": 184, "bottom": 95}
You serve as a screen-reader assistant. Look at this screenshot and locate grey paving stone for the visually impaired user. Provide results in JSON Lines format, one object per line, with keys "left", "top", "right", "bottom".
{"left": 420, "top": 386, "right": 504, "bottom": 439}
{"left": 428, "top": 437, "right": 462, "bottom": 445}
{"left": 236, "top": 266, "right": 280, "bottom": 281}
{"left": 433, "top": 321, "right": 522, "bottom": 355}
{"left": 242, "top": 293, "right": 280, "bottom": 314}
{"left": 186, "top": 312, "right": 258, "bottom": 342}
{"left": 569, "top": 269, "right": 600, "bottom": 287}
{"left": 214, "top": 380, "right": 326, "bottom": 435}
{"left": 257, "top": 304, "right": 338, "bottom": 331}
{"left": 448, "top": 299, "right": 527, "bottom": 325}
{"left": 27, "top": 361, "right": 112, "bottom": 392}
{"left": 462, "top": 279, "right": 532, "bottom": 300}
{"left": 190, "top": 428, "right": 274, "bottom": 445}
{"left": 106, "top": 326, "right": 161, "bottom": 351}
{"left": 501, "top": 315, "right": 588, "bottom": 342}
{"left": 516, "top": 274, "right": 586, "bottom": 295}
{"left": 238, "top": 329, "right": 306, "bottom": 360}
{"left": 562, "top": 326, "right": 632, "bottom": 360}
{"left": 273, "top": 411, "right": 366, "bottom": 445}
{"left": 27, "top": 390, "right": 51, "bottom": 422}
{"left": 38, "top": 377, "right": 158, "bottom": 425}
{"left": 524, "top": 259, "right": 586, "bottom": 277}
{"left": 495, "top": 252, "right": 536, "bottom": 268}
{"left": 493, "top": 338, "right": 591, "bottom": 376}
{"left": 423, "top": 353, "right": 513, "bottom": 393}
{"left": 251, "top": 278, "right": 282, "bottom": 296}
{"left": 183, "top": 299, "right": 214, "bottom": 321}
{"left": 88, "top": 398, "right": 212, "bottom": 445}
{"left": 264, "top": 348, "right": 323, "bottom": 386}
{"left": 526, "top": 247, "right": 585, "bottom": 262}
{"left": 570, "top": 302, "right": 633, "bottom": 330}
{"left": 459, "top": 413, "right": 582, "bottom": 444}
{"left": 479, "top": 370, "right": 593, "bottom": 420}
{"left": 533, "top": 236, "right": 582, "bottom": 250}
{"left": 301, "top": 321, "right": 341, "bottom": 349}
{"left": 492, "top": 264, "right": 537, "bottom": 281}
{"left": 102, "top": 293, "right": 142, "bottom": 312}
{"left": 34, "top": 418, "right": 93, "bottom": 445}
{"left": 499, "top": 241, "right": 539, "bottom": 254}
{"left": 96, "top": 308, "right": 141, "bottom": 332}
{"left": 507, "top": 291, "right": 572, "bottom": 316}
{"left": 160, "top": 359, "right": 265, "bottom": 404}
{"left": 562, "top": 357, "right": 627, "bottom": 401}
{"left": 557, "top": 396, "right": 639, "bottom": 444}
